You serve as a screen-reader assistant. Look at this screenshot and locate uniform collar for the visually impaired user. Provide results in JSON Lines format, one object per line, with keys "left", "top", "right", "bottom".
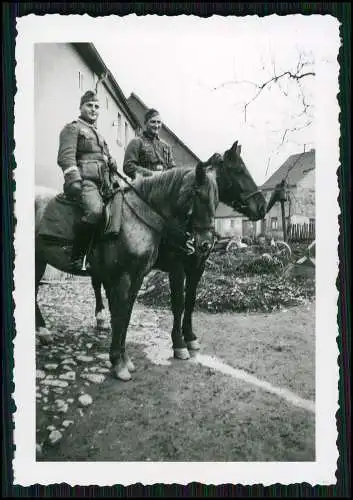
{"left": 143, "top": 130, "right": 160, "bottom": 141}
{"left": 78, "top": 116, "right": 97, "bottom": 129}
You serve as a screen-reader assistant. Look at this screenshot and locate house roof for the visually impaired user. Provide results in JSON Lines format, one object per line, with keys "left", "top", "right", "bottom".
{"left": 127, "top": 92, "right": 201, "bottom": 163}
{"left": 71, "top": 43, "right": 140, "bottom": 130}
{"left": 215, "top": 202, "right": 242, "bottom": 219}
{"left": 261, "top": 149, "right": 315, "bottom": 190}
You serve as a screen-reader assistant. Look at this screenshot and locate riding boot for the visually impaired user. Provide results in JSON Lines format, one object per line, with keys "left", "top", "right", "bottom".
{"left": 68, "top": 221, "right": 95, "bottom": 273}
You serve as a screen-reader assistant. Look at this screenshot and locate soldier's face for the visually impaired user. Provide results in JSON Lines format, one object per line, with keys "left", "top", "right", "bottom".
{"left": 80, "top": 101, "right": 100, "bottom": 123}
{"left": 145, "top": 114, "right": 162, "bottom": 136}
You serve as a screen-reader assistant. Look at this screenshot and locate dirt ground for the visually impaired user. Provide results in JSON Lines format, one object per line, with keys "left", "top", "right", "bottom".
{"left": 36, "top": 280, "right": 315, "bottom": 462}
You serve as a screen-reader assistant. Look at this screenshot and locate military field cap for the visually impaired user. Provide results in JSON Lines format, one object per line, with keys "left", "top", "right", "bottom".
{"left": 80, "top": 90, "right": 99, "bottom": 107}
{"left": 144, "top": 108, "right": 160, "bottom": 123}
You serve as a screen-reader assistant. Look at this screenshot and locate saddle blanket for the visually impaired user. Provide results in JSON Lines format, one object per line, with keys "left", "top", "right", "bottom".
{"left": 37, "top": 188, "right": 170, "bottom": 244}
{"left": 37, "top": 191, "right": 124, "bottom": 242}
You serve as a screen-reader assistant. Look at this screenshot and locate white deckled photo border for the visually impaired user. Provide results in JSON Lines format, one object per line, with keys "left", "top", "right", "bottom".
{"left": 13, "top": 13, "right": 340, "bottom": 486}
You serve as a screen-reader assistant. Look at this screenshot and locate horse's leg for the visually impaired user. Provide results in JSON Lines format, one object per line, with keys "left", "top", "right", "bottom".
{"left": 119, "top": 272, "right": 146, "bottom": 373}
{"left": 104, "top": 271, "right": 142, "bottom": 381}
{"left": 169, "top": 265, "right": 190, "bottom": 360}
{"left": 35, "top": 253, "right": 53, "bottom": 344}
{"left": 182, "top": 261, "right": 206, "bottom": 351}
{"left": 92, "top": 275, "right": 109, "bottom": 330}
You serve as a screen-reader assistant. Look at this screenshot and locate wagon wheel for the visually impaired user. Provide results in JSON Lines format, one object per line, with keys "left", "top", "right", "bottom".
{"left": 274, "top": 240, "right": 292, "bottom": 259}
{"left": 226, "top": 239, "right": 239, "bottom": 252}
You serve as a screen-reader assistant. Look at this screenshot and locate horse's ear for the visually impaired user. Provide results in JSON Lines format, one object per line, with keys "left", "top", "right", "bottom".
{"left": 196, "top": 163, "right": 206, "bottom": 185}
{"left": 228, "top": 141, "right": 241, "bottom": 157}
{"left": 224, "top": 141, "right": 238, "bottom": 159}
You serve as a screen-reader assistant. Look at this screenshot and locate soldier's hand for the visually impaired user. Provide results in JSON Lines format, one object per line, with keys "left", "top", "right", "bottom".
{"left": 65, "top": 180, "right": 82, "bottom": 201}
{"left": 108, "top": 157, "right": 118, "bottom": 172}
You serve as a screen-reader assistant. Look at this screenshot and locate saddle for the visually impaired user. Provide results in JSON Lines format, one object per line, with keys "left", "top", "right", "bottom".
{"left": 37, "top": 188, "right": 189, "bottom": 253}
{"left": 37, "top": 191, "right": 125, "bottom": 243}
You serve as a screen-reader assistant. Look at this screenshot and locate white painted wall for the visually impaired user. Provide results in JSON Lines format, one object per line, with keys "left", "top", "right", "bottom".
{"left": 35, "top": 43, "right": 135, "bottom": 191}
{"left": 215, "top": 217, "right": 243, "bottom": 238}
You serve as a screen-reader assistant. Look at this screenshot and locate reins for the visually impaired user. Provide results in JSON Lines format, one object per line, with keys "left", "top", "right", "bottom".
{"left": 109, "top": 169, "right": 207, "bottom": 255}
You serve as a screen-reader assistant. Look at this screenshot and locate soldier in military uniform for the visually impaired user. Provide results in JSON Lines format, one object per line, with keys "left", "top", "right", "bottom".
{"left": 57, "top": 89, "right": 119, "bottom": 272}
{"left": 123, "top": 108, "right": 176, "bottom": 179}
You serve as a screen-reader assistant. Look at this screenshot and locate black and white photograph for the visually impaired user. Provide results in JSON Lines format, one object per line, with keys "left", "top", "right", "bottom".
{"left": 13, "top": 13, "right": 340, "bottom": 485}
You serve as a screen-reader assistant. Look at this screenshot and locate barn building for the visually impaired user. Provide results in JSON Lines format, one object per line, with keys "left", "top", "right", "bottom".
{"left": 261, "top": 149, "right": 316, "bottom": 240}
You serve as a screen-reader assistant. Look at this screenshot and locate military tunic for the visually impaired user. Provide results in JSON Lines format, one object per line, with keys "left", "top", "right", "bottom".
{"left": 123, "top": 131, "right": 176, "bottom": 179}
{"left": 57, "top": 117, "right": 118, "bottom": 224}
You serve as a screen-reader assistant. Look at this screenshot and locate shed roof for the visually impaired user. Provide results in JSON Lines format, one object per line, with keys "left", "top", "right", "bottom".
{"left": 215, "top": 202, "right": 242, "bottom": 219}
{"left": 261, "top": 149, "right": 315, "bottom": 190}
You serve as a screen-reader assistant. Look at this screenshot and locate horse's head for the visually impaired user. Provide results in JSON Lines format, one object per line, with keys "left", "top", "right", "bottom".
{"left": 200, "top": 141, "right": 267, "bottom": 221}
{"left": 136, "top": 167, "right": 219, "bottom": 257}
{"left": 175, "top": 165, "right": 219, "bottom": 257}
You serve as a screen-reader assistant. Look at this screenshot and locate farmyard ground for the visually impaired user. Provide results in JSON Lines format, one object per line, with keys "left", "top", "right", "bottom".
{"left": 36, "top": 279, "right": 315, "bottom": 462}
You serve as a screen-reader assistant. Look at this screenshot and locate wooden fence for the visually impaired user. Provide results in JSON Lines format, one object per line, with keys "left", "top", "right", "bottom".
{"left": 287, "top": 222, "right": 315, "bottom": 243}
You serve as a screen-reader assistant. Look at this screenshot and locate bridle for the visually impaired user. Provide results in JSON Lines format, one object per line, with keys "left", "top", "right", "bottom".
{"left": 175, "top": 182, "right": 218, "bottom": 256}
{"left": 200, "top": 154, "right": 263, "bottom": 214}
{"left": 112, "top": 169, "right": 216, "bottom": 256}
{"left": 232, "top": 189, "right": 263, "bottom": 211}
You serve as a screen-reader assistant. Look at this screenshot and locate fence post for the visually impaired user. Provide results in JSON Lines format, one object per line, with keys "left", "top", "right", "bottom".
{"left": 280, "top": 200, "right": 287, "bottom": 242}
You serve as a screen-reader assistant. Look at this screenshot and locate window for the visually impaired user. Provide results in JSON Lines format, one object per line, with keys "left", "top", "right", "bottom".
{"left": 271, "top": 217, "right": 278, "bottom": 230}
{"left": 124, "top": 122, "right": 129, "bottom": 148}
{"left": 78, "top": 71, "right": 85, "bottom": 91}
{"left": 116, "top": 113, "right": 122, "bottom": 144}
{"left": 230, "top": 219, "right": 235, "bottom": 229}
{"left": 106, "top": 96, "right": 109, "bottom": 110}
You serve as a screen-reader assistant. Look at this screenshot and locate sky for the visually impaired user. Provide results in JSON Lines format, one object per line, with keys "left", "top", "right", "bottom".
{"left": 92, "top": 14, "right": 339, "bottom": 185}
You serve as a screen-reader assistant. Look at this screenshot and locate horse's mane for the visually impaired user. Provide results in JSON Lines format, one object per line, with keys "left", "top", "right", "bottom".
{"left": 132, "top": 167, "right": 196, "bottom": 208}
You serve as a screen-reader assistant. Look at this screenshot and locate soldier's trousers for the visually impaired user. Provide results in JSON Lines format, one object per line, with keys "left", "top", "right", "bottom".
{"left": 80, "top": 179, "right": 104, "bottom": 225}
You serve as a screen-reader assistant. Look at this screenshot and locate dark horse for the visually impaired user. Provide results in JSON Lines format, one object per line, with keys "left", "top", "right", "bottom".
{"left": 35, "top": 164, "right": 219, "bottom": 381}
{"left": 91, "top": 141, "right": 266, "bottom": 349}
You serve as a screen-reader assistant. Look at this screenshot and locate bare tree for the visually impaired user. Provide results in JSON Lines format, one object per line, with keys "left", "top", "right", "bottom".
{"left": 211, "top": 49, "right": 315, "bottom": 175}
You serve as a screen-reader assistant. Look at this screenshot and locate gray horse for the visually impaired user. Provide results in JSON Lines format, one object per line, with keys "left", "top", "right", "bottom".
{"left": 35, "top": 164, "right": 219, "bottom": 381}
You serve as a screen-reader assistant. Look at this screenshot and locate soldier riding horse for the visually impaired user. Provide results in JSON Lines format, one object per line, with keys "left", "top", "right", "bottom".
{"left": 36, "top": 159, "right": 219, "bottom": 381}
{"left": 36, "top": 136, "right": 267, "bottom": 376}
{"left": 91, "top": 141, "right": 267, "bottom": 356}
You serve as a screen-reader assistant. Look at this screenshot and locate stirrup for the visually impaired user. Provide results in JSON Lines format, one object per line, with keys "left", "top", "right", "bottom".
{"left": 81, "top": 254, "right": 91, "bottom": 273}
{"left": 82, "top": 255, "right": 88, "bottom": 271}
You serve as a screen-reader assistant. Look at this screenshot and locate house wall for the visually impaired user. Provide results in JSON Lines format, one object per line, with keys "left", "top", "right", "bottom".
{"left": 290, "top": 169, "right": 315, "bottom": 222}
{"left": 215, "top": 217, "right": 243, "bottom": 238}
{"left": 261, "top": 169, "right": 315, "bottom": 239}
{"left": 127, "top": 96, "right": 199, "bottom": 168}
{"left": 35, "top": 43, "right": 136, "bottom": 191}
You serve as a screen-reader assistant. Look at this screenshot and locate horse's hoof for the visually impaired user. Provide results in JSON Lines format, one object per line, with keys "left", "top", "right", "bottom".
{"left": 96, "top": 311, "right": 109, "bottom": 330}
{"left": 187, "top": 340, "right": 201, "bottom": 351}
{"left": 173, "top": 347, "right": 191, "bottom": 360}
{"left": 113, "top": 363, "right": 132, "bottom": 382}
{"left": 36, "top": 327, "right": 54, "bottom": 344}
{"left": 123, "top": 354, "right": 136, "bottom": 372}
